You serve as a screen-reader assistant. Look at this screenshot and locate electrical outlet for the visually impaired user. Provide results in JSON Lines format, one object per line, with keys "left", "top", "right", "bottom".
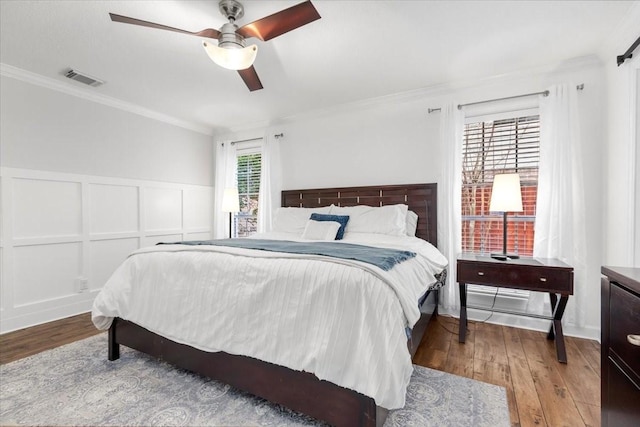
{"left": 76, "top": 277, "right": 89, "bottom": 293}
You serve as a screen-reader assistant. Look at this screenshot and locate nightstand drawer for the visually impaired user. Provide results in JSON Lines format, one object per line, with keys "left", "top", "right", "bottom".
{"left": 457, "top": 261, "right": 573, "bottom": 293}
{"left": 609, "top": 283, "right": 640, "bottom": 379}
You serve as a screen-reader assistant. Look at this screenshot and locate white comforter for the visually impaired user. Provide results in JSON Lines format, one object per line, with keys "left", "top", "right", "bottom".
{"left": 91, "top": 232, "right": 447, "bottom": 409}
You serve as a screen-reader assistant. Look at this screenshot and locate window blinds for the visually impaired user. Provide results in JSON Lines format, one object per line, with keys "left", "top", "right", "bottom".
{"left": 461, "top": 115, "right": 540, "bottom": 256}
{"left": 236, "top": 152, "right": 262, "bottom": 237}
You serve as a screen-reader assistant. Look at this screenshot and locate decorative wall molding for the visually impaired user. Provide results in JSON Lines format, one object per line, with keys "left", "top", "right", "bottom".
{"left": 0, "top": 167, "right": 213, "bottom": 333}
{"left": 0, "top": 63, "right": 213, "bottom": 136}
{"left": 218, "top": 55, "right": 603, "bottom": 137}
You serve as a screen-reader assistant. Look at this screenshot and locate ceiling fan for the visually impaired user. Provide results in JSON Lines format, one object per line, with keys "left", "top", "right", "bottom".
{"left": 109, "top": 0, "right": 321, "bottom": 91}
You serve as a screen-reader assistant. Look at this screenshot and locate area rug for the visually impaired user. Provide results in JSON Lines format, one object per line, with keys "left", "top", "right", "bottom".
{"left": 1, "top": 334, "right": 509, "bottom": 426}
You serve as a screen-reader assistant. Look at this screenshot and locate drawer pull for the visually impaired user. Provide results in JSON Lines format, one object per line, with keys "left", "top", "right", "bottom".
{"left": 477, "top": 272, "right": 485, "bottom": 276}
{"left": 539, "top": 277, "right": 547, "bottom": 282}
{"left": 628, "top": 334, "right": 640, "bottom": 347}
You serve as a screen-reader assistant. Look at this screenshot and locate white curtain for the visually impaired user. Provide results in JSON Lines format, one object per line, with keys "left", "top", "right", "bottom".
{"left": 530, "top": 84, "right": 587, "bottom": 327}
{"left": 214, "top": 141, "right": 237, "bottom": 239}
{"left": 438, "top": 103, "right": 464, "bottom": 311}
{"left": 257, "top": 131, "right": 282, "bottom": 233}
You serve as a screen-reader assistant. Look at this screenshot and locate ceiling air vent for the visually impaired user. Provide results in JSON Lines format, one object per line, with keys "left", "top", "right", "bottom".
{"left": 64, "top": 69, "right": 104, "bottom": 87}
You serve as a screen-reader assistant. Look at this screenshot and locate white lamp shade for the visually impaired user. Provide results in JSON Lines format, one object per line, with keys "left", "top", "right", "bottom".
{"left": 489, "top": 173, "right": 523, "bottom": 212}
{"left": 222, "top": 188, "right": 240, "bottom": 213}
{"left": 202, "top": 41, "right": 257, "bottom": 71}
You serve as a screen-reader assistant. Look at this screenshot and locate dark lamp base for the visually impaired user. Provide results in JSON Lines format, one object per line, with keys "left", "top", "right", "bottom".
{"left": 491, "top": 253, "right": 520, "bottom": 261}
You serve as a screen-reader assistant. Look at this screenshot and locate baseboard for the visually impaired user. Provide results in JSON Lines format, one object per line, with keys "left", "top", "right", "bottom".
{"left": 0, "top": 300, "right": 93, "bottom": 334}
{"left": 437, "top": 306, "right": 601, "bottom": 342}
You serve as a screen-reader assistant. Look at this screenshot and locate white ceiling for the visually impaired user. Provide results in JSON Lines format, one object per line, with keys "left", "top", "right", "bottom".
{"left": 1, "top": 1, "right": 636, "bottom": 135}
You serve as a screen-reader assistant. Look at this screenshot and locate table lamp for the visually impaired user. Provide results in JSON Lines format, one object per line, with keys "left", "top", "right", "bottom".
{"left": 489, "top": 173, "right": 523, "bottom": 260}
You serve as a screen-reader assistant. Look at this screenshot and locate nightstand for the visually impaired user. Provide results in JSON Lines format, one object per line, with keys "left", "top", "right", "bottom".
{"left": 457, "top": 253, "right": 574, "bottom": 363}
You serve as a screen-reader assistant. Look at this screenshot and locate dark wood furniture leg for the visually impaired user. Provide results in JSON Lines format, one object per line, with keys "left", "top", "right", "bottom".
{"left": 547, "top": 293, "right": 569, "bottom": 363}
{"left": 108, "top": 320, "right": 119, "bottom": 361}
{"left": 459, "top": 282, "right": 467, "bottom": 343}
{"left": 547, "top": 293, "right": 558, "bottom": 339}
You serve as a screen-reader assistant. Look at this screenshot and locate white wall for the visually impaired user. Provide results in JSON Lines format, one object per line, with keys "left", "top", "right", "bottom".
{"left": 276, "top": 95, "right": 443, "bottom": 189}
{"left": 0, "top": 74, "right": 214, "bottom": 332}
{"left": 219, "top": 56, "right": 606, "bottom": 340}
{"left": 600, "top": 8, "right": 640, "bottom": 267}
{"left": 1, "top": 75, "right": 213, "bottom": 186}
{"left": 636, "top": 66, "right": 640, "bottom": 266}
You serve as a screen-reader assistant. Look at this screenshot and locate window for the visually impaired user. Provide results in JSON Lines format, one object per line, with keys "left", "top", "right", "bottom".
{"left": 461, "top": 114, "right": 540, "bottom": 256}
{"left": 235, "top": 148, "right": 261, "bottom": 237}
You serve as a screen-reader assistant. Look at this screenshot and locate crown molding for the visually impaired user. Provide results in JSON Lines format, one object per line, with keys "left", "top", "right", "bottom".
{"left": 0, "top": 63, "right": 213, "bottom": 136}
{"left": 218, "top": 55, "right": 603, "bottom": 138}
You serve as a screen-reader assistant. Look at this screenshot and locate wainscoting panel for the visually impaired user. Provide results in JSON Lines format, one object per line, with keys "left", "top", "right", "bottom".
{"left": 89, "top": 238, "right": 139, "bottom": 292}
{"left": 0, "top": 168, "right": 213, "bottom": 333}
{"left": 13, "top": 242, "right": 82, "bottom": 307}
{"left": 184, "top": 187, "right": 212, "bottom": 230}
{"left": 12, "top": 178, "right": 82, "bottom": 239}
{"left": 90, "top": 184, "right": 139, "bottom": 235}
{"left": 145, "top": 187, "right": 182, "bottom": 232}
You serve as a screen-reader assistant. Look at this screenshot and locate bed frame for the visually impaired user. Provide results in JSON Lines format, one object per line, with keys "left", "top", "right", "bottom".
{"left": 108, "top": 183, "right": 439, "bottom": 427}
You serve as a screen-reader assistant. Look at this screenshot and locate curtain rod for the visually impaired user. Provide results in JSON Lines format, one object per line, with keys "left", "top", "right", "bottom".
{"left": 230, "top": 137, "right": 261, "bottom": 146}
{"left": 427, "top": 84, "right": 585, "bottom": 114}
{"left": 617, "top": 35, "right": 640, "bottom": 66}
{"left": 227, "top": 133, "right": 284, "bottom": 145}
{"left": 457, "top": 89, "right": 549, "bottom": 110}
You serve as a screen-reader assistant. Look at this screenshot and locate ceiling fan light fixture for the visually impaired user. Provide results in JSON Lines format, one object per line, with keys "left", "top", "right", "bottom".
{"left": 202, "top": 41, "right": 257, "bottom": 71}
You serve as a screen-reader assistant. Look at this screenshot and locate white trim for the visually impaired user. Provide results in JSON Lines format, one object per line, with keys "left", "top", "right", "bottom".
{"left": 0, "top": 298, "right": 96, "bottom": 334}
{"left": 467, "top": 284, "right": 530, "bottom": 300}
{"left": 438, "top": 308, "right": 601, "bottom": 342}
{"left": 0, "top": 63, "right": 213, "bottom": 136}
{"left": 628, "top": 54, "right": 640, "bottom": 265}
{"left": 235, "top": 140, "right": 263, "bottom": 154}
{"left": 0, "top": 167, "right": 213, "bottom": 191}
{"left": 464, "top": 107, "right": 540, "bottom": 123}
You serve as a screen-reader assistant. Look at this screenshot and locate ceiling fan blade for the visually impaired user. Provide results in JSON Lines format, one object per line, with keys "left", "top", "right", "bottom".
{"left": 236, "top": 1, "right": 320, "bottom": 41}
{"left": 109, "top": 13, "right": 221, "bottom": 40}
{"left": 238, "top": 66, "right": 263, "bottom": 91}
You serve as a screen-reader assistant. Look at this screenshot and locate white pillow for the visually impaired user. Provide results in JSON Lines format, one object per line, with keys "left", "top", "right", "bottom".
{"left": 272, "top": 206, "right": 332, "bottom": 234}
{"left": 406, "top": 210, "right": 418, "bottom": 236}
{"left": 329, "top": 204, "right": 408, "bottom": 236}
{"left": 301, "top": 220, "right": 342, "bottom": 241}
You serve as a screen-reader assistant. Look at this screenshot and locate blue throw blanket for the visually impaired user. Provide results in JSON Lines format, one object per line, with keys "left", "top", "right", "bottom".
{"left": 158, "top": 239, "right": 416, "bottom": 271}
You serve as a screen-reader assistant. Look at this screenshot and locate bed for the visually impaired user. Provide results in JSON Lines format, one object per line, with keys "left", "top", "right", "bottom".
{"left": 92, "top": 183, "right": 446, "bottom": 427}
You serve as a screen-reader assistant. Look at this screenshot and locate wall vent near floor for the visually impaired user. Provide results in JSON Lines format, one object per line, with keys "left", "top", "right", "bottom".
{"left": 64, "top": 69, "right": 104, "bottom": 87}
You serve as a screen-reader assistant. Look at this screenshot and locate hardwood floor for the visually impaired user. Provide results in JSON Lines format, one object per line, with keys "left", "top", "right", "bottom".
{"left": 0, "top": 313, "right": 601, "bottom": 427}
{"left": 413, "top": 316, "right": 601, "bottom": 427}
{"left": 0, "top": 312, "right": 100, "bottom": 365}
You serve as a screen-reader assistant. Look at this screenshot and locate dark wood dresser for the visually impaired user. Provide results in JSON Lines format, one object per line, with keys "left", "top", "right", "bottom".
{"left": 601, "top": 266, "right": 640, "bottom": 427}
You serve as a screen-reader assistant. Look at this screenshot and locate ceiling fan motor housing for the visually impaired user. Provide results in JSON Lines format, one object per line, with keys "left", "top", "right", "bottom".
{"left": 218, "top": 22, "right": 245, "bottom": 48}
{"left": 219, "top": 0, "right": 244, "bottom": 22}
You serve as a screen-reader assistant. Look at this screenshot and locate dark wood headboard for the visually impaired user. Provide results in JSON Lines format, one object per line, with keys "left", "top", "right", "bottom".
{"left": 282, "top": 183, "right": 438, "bottom": 247}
